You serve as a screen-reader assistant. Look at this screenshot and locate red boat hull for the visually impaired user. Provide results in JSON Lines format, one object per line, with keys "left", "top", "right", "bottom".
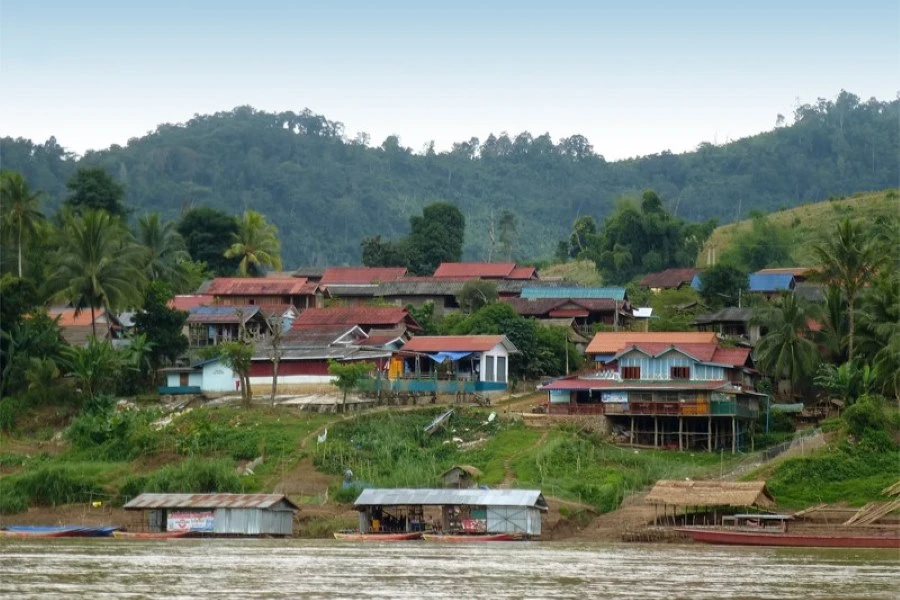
{"left": 333, "top": 531, "right": 423, "bottom": 541}
{"left": 677, "top": 528, "right": 900, "bottom": 549}
{"left": 423, "top": 533, "right": 524, "bottom": 542}
{"left": 112, "top": 531, "right": 191, "bottom": 540}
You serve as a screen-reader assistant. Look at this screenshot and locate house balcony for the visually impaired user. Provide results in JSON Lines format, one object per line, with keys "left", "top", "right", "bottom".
{"left": 357, "top": 376, "right": 508, "bottom": 395}
{"left": 548, "top": 400, "right": 758, "bottom": 418}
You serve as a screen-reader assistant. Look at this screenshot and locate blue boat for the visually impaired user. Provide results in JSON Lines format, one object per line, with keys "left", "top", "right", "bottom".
{"left": 1, "top": 525, "right": 119, "bottom": 538}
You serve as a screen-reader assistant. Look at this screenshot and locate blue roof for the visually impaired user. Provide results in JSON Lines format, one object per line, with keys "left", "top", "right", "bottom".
{"left": 520, "top": 286, "right": 626, "bottom": 300}
{"left": 749, "top": 273, "right": 795, "bottom": 293}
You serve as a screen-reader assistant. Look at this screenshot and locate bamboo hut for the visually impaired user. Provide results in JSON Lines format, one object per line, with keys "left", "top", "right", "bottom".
{"left": 645, "top": 480, "right": 774, "bottom": 526}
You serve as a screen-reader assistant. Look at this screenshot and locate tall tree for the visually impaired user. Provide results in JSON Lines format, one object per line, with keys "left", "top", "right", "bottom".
{"left": 0, "top": 170, "right": 45, "bottom": 277}
{"left": 136, "top": 213, "right": 197, "bottom": 291}
{"left": 698, "top": 264, "right": 748, "bottom": 309}
{"left": 812, "top": 218, "right": 880, "bottom": 360}
{"left": 132, "top": 281, "right": 189, "bottom": 374}
{"left": 47, "top": 210, "right": 146, "bottom": 338}
{"left": 224, "top": 210, "right": 283, "bottom": 276}
{"left": 752, "top": 295, "right": 820, "bottom": 401}
{"left": 406, "top": 202, "right": 465, "bottom": 276}
{"left": 177, "top": 207, "right": 240, "bottom": 276}
{"left": 64, "top": 167, "right": 127, "bottom": 217}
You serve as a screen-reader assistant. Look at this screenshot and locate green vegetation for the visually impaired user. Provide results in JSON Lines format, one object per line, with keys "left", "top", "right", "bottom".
{"left": 751, "top": 397, "right": 900, "bottom": 509}
{"left": 701, "top": 189, "right": 900, "bottom": 268}
{"left": 1, "top": 91, "right": 896, "bottom": 265}
{"left": 313, "top": 408, "right": 741, "bottom": 511}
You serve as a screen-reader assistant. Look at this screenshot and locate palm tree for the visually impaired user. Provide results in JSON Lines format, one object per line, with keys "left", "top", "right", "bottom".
{"left": 224, "top": 210, "right": 283, "bottom": 276}
{"left": 136, "top": 213, "right": 193, "bottom": 289}
{"left": 857, "top": 271, "right": 900, "bottom": 398}
{"left": 1, "top": 171, "right": 45, "bottom": 277}
{"left": 751, "top": 295, "right": 820, "bottom": 401}
{"left": 47, "top": 210, "right": 147, "bottom": 338}
{"left": 812, "top": 218, "right": 880, "bottom": 360}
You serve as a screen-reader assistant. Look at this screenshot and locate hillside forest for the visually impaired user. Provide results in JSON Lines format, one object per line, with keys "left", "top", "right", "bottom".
{"left": 1, "top": 90, "right": 897, "bottom": 266}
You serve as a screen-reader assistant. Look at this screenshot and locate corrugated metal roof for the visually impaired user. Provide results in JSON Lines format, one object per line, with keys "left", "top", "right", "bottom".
{"left": 402, "top": 335, "right": 517, "bottom": 353}
{"left": 186, "top": 305, "right": 261, "bottom": 324}
{"left": 749, "top": 273, "right": 795, "bottom": 293}
{"left": 638, "top": 268, "right": 700, "bottom": 289}
{"left": 320, "top": 267, "right": 408, "bottom": 284}
{"left": 353, "top": 488, "right": 548, "bottom": 511}
{"left": 521, "top": 286, "right": 626, "bottom": 300}
{"left": 123, "top": 493, "right": 299, "bottom": 511}
{"left": 293, "top": 306, "right": 417, "bottom": 329}
{"left": 587, "top": 332, "right": 717, "bottom": 354}
{"left": 206, "top": 277, "right": 320, "bottom": 296}
{"left": 433, "top": 262, "right": 517, "bottom": 278}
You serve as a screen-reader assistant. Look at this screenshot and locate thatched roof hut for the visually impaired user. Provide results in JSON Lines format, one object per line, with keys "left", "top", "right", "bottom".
{"left": 645, "top": 480, "right": 774, "bottom": 509}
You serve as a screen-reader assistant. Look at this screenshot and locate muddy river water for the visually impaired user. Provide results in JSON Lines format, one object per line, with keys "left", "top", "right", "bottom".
{"left": 1, "top": 538, "right": 897, "bottom": 599}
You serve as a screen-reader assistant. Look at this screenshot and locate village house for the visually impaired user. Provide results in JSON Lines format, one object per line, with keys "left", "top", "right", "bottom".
{"left": 432, "top": 261, "right": 538, "bottom": 280}
{"left": 319, "top": 267, "right": 408, "bottom": 306}
{"left": 692, "top": 307, "right": 759, "bottom": 345}
{"left": 185, "top": 305, "right": 270, "bottom": 348}
{"left": 502, "top": 297, "right": 630, "bottom": 339}
{"left": 397, "top": 335, "right": 518, "bottom": 392}
{"left": 637, "top": 268, "right": 700, "bottom": 294}
{"left": 374, "top": 278, "right": 578, "bottom": 314}
{"left": 47, "top": 308, "right": 124, "bottom": 347}
{"left": 748, "top": 272, "right": 796, "bottom": 298}
{"left": 168, "top": 294, "right": 214, "bottom": 312}
{"left": 291, "top": 306, "right": 420, "bottom": 340}
{"left": 544, "top": 334, "right": 762, "bottom": 453}
{"left": 586, "top": 331, "right": 718, "bottom": 365}
{"left": 204, "top": 277, "right": 326, "bottom": 310}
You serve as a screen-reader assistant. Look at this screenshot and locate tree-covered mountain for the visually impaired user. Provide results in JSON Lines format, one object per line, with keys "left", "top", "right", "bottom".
{"left": 2, "top": 90, "right": 896, "bottom": 267}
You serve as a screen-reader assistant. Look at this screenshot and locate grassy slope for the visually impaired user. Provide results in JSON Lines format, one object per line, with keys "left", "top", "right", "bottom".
{"left": 539, "top": 260, "right": 603, "bottom": 285}
{"left": 698, "top": 189, "right": 900, "bottom": 267}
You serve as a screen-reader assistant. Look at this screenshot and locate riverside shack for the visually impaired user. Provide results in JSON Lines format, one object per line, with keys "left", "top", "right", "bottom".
{"left": 645, "top": 480, "right": 774, "bottom": 526}
{"left": 352, "top": 488, "right": 548, "bottom": 536}
{"left": 123, "top": 493, "right": 299, "bottom": 536}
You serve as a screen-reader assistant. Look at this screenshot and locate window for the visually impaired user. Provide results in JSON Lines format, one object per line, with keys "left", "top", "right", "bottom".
{"left": 621, "top": 366, "right": 641, "bottom": 380}
{"left": 496, "top": 356, "right": 507, "bottom": 383}
{"left": 484, "top": 356, "right": 496, "bottom": 382}
{"left": 671, "top": 366, "right": 691, "bottom": 380}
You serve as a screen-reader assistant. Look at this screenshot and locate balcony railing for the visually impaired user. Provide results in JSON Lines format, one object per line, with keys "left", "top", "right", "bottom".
{"left": 357, "top": 377, "right": 507, "bottom": 394}
{"left": 547, "top": 400, "right": 758, "bottom": 418}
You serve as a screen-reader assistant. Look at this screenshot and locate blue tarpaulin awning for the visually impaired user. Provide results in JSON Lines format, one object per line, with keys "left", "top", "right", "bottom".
{"left": 428, "top": 351, "right": 473, "bottom": 363}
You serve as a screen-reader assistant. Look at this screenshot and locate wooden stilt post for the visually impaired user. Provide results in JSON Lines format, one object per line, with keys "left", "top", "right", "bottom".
{"left": 654, "top": 417, "right": 658, "bottom": 448}
{"left": 678, "top": 417, "right": 683, "bottom": 451}
{"left": 731, "top": 417, "right": 737, "bottom": 454}
{"left": 630, "top": 416, "right": 634, "bottom": 446}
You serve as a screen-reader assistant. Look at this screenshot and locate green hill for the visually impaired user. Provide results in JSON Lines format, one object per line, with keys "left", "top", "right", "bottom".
{"left": 699, "top": 189, "right": 900, "bottom": 268}
{"left": 2, "top": 91, "right": 897, "bottom": 266}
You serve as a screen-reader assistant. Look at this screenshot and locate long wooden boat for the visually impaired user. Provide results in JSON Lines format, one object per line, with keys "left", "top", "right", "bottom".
{"left": 422, "top": 532, "right": 524, "bottom": 542}
{"left": 677, "top": 528, "right": 900, "bottom": 549}
{"left": 333, "top": 531, "right": 423, "bottom": 541}
{"left": 112, "top": 530, "right": 191, "bottom": 540}
{"left": 1, "top": 526, "right": 119, "bottom": 538}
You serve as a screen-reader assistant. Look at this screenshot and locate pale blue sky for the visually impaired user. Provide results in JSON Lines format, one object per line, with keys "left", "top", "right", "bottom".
{"left": 1, "top": 1, "right": 897, "bottom": 160}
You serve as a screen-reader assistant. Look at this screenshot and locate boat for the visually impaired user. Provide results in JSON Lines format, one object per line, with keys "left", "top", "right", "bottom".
{"left": 112, "top": 530, "right": 191, "bottom": 539}
{"left": 0, "top": 525, "right": 119, "bottom": 538}
{"left": 677, "top": 528, "right": 900, "bottom": 549}
{"left": 333, "top": 531, "right": 423, "bottom": 541}
{"left": 422, "top": 532, "right": 524, "bottom": 542}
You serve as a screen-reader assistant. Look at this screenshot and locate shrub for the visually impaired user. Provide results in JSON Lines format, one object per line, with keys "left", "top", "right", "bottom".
{"left": 0, "top": 487, "right": 29, "bottom": 514}
{"left": 66, "top": 407, "right": 162, "bottom": 461}
{"left": 842, "top": 395, "right": 886, "bottom": 439}
{"left": 0, "top": 397, "right": 26, "bottom": 432}
{"left": 144, "top": 458, "right": 242, "bottom": 494}
{"left": 331, "top": 483, "right": 364, "bottom": 504}
{"left": 6, "top": 463, "right": 105, "bottom": 507}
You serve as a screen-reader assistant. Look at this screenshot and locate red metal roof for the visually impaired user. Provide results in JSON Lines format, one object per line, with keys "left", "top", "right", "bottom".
{"left": 616, "top": 342, "right": 751, "bottom": 368}
{"left": 402, "top": 335, "right": 507, "bottom": 352}
{"left": 293, "top": 306, "right": 416, "bottom": 329}
{"left": 47, "top": 308, "right": 110, "bottom": 327}
{"left": 320, "top": 267, "right": 407, "bottom": 284}
{"left": 206, "top": 277, "right": 320, "bottom": 296}
{"left": 168, "top": 295, "right": 214, "bottom": 311}
{"left": 587, "top": 332, "right": 717, "bottom": 354}
{"left": 433, "top": 262, "right": 516, "bottom": 278}
{"left": 508, "top": 266, "right": 538, "bottom": 279}
{"left": 710, "top": 346, "right": 752, "bottom": 367}
{"left": 638, "top": 268, "right": 700, "bottom": 289}
{"left": 123, "top": 493, "right": 298, "bottom": 510}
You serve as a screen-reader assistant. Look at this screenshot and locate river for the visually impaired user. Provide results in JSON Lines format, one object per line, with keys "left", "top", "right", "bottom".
{"left": 1, "top": 539, "right": 897, "bottom": 599}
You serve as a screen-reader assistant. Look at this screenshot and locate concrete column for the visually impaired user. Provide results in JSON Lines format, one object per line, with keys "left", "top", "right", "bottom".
{"left": 630, "top": 416, "right": 635, "bottom": 446}
{"left": 654, "top": 417, "right": 658, "bottom": 448}
{"left": 678, "top": 417, "right": 684, "bottom": 451}
{"left": 731, "top": 417, "right": 737, "bottom": 454}
{"left": 708, "top": 416, "right": 712, "bottom": 451}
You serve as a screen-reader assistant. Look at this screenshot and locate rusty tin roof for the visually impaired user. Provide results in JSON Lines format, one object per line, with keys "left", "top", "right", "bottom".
{"left": 123, "top": 493, "right": 299, "bottom": 511}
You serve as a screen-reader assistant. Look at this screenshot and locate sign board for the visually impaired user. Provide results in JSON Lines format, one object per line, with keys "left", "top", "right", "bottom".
{"left": 461, "top": 518, "right": 487, "bottom": 533}
{"left": 602, "top": 391, "right": 628, "bottom": 404}
{"left": 168, "top": 511, "right": 215, "bottom": 532}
